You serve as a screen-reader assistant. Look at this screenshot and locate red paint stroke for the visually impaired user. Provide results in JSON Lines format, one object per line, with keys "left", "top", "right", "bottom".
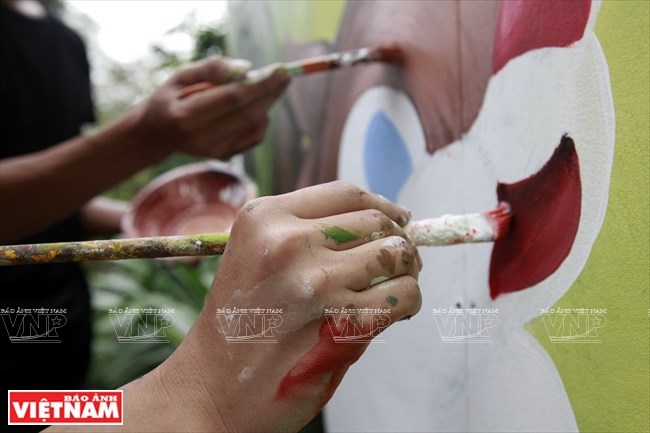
{"left": 492, "top": 0, "right": 591, "bottom": 73}
{"left": 489, "top": 135, "right": 581, "bottom": 299}
{"left": 274, "top": 317, "right": 367, "bottom": 406}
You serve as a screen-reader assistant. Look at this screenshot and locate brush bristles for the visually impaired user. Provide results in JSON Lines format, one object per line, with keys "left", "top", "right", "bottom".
{"left": 368, "top": 42, "right": 405, "bottom": 64}
{"left": 484, "top": 202, "right": 512, "bottom": 240}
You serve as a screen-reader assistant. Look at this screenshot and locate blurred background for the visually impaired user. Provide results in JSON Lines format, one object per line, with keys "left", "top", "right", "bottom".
{"left": 57, "top": 0, "right": 228, "bottom": 388}
{"left": 55, "top": 1, "right": 334, "bottom": 431}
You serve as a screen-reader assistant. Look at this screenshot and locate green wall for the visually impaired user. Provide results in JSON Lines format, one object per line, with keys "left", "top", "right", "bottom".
{"left": 527, "top": 2, "right": 650, "bottom": 431}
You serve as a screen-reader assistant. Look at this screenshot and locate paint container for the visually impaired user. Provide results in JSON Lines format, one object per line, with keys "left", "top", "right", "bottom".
{"left": 121, "top": 161, "right": 257, "bottom": 239}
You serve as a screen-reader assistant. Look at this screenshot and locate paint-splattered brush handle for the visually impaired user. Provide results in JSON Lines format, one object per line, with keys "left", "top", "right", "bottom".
{"left": 0, "top": 233, "right": 230, "bottom": 266}
{"left": 0, "top": 203, "right": 511, "bottom": 266}
{"left": 178, "top": 45, "right": 401, "bottom": 98}
{"left": 405, "top": 202, "right": 512, "bottom": 246}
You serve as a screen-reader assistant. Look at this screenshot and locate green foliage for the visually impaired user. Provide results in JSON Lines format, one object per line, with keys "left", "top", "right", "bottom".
{"left": 82, "top": 4, "right": 278, "bottom": 394}
{"left": 150, "top": 43, "right": 184, "bottom": 70}
{"left": 45, "top": 0, "right": 65, "bottom": 12}
{"left": 78, "top": 6, "right": 234, "bottom": 391}
{"left": 85, "top": 256, "right": 219, "bottom": 389}
{"left": 248, "top": 120, "right": 277, "bottom": 197}
{"left": 193, "top": 28, "right": 228, "bottom": 60}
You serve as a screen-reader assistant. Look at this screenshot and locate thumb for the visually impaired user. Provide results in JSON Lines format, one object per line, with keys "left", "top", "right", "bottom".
{"left": 171, "top": 56, "right": 252, "bottom": 86}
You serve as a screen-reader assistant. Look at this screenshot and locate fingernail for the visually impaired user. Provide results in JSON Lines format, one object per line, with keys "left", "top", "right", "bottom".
{"left": 226, "top": 58, "right": 252, "bottom": 80}
{"left": 397, "top": 206, "right": 411, "bottom": 227}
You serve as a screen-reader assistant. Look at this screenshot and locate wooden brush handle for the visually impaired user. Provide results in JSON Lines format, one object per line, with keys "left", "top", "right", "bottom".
{"left": 0, "top": 233, "right": 230, "bottom": 266}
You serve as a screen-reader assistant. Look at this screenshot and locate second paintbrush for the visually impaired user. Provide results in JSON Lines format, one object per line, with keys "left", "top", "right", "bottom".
{"left": 177, "top": 43, "right": 403, "bottom": 99}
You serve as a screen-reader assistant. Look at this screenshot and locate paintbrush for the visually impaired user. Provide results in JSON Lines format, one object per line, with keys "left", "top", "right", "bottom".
{"left": 178, "top": 43, "right": 404, "bottom": 99}
{"left": 405, "top": 202, "right": 512, "bottom": 246}
{"left": 0, "top": 203, "right": 511, "bottom": 266}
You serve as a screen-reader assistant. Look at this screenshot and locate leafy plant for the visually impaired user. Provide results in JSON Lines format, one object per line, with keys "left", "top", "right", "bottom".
{"left": 84, "top": 256, "right": 219, "bottom": 389}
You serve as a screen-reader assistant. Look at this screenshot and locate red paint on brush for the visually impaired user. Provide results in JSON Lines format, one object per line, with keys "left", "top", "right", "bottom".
{"left": 370, "top": 42, "right": 405, "bottom": 64}
{"left": 485, "top": 201, "right": 513, "bottom": 240}
{"left": 300, "top": 58, "right": 338, "bottom": 74}
{"left": 274, "top": 317, "right": 367, "bottom": 405}
{"left": 489, "top": 135, "right": 581, "bottom": 299}
{"left": 492, "top": 0, "right": 591, "bottom": 73}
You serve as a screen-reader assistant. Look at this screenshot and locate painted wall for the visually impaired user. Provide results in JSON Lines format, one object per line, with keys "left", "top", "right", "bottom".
{"left": 228, "top": 1, "right": 649, "bottom": 431}
{"left": 527, "top": 2, "right": 649, "bottom": 432}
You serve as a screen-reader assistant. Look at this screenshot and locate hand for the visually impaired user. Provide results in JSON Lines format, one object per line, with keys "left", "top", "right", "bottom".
{"left": 153, "top": 181, "right": 423, "bottom": 432}
{"left": 0, "top": 57, "right": 286, "bottom": 243}
{"left": 129, "top": 56, "right": 290, "bottom": 161}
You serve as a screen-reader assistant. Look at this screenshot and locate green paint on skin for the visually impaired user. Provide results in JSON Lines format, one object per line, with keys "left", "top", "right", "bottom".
{"left": 386, "top": 296, "right": 398, "bottom": 307}
{"left": 317, "top": 225, "right": 359, "bottom": 245}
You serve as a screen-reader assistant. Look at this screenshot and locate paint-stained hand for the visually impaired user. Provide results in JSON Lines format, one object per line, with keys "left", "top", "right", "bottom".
{"left": 128, "top": 56, "right": 290, "bottom": 161}
{"left": 158, "top": 181, "right": 422, "bottom": 432}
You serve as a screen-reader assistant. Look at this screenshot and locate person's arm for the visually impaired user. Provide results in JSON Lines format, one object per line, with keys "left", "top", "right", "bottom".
{"left": 80, "top": 196, "right": 131, "bottom": 236}
{"left": 46, "top": 181, "right": 422, "bottom": 432}
{"left": 0, "top": 57, "right": 289, "bottom": 244}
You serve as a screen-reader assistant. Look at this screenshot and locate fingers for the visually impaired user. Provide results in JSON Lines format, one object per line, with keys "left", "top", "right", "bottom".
{"left": 188, "top": 76, "right": 285, "bottom": 157}
{"left": 180, "top": 70, "right": 289, "bottom": 123}
{"left": 326, "top": 276, "right": 422, "bottom": 334}
{"left": 166, "top": 66, "right": 288, "bottom": 158}
{"left": 192, "top": 78, "right": 287, "bottom": 145}
{"left": 220, "top": 82, "right": 286, "bottom": 130}
{"left": 215, "top": 116, "right": 270, "bottom": 159}
{"left": 277, "top": 181, "right": 412, "bottom": 227}
{"left": 350, "top": 276, "right": 422, "bottom": 322}
{"left": 328, "top": 236, "right": 420, "bottom": 291}
{"left": 171, "top": 56, "right": 251, "bottom": 87}
{"left": 310, "top": 209, "right": 406, "bottom": 251}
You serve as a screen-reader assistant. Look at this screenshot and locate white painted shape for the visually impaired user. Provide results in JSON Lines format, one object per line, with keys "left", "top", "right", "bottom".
{"left": 327, "top": 3, "right": 614, "bottom": 432}
{"left": 338, "top": 86, "right": 430, "bottom": 195}
{"left": 333, "top": 87, "right": 467, "bottom": 432}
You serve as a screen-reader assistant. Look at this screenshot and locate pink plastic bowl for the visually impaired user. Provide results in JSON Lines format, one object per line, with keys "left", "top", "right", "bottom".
{"left": 121, "top": 161, "right": 257, "bottom": 238}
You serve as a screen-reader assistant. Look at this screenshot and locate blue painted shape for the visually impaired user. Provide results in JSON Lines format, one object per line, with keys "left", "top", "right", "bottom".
{"left": 363, "top": 111, "right": 412, "bottom": 202}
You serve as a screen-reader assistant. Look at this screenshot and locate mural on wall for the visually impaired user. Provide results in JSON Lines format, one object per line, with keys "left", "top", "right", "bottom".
{"left": 325, "top": 1, "right": 614, "bottom": 431}
{"left": 229, "top": 0, "right": 649, "bottom": 432}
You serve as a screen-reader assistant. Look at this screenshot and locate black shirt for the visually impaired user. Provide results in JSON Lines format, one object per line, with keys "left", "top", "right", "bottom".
{"left": 1, "top": 4, "right": 95, "bottom": 428}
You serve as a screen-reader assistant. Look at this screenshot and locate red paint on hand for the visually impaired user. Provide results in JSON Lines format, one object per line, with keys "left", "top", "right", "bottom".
{"left": 489, "top": 135, "right": 581, "bottom": 298}
{"left": 492, "top": 0, "right": 591, "bottom": 73}
{"left": 274, "top": 317, "right": 367, "bottom": 407}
